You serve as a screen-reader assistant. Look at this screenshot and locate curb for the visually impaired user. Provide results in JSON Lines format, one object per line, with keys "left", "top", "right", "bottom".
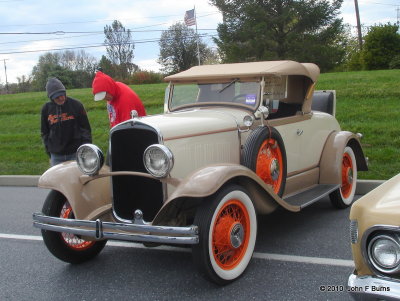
{"left": 0, "top": 175, "right": 40, "bottom": 187}
{"left": 0, "top": 175, "right": 387, "bottom": 194}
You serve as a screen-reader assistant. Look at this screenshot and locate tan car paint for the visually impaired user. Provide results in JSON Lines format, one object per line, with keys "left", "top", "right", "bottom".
{"left": 39, "top": 162, "right": 112, "bottom": 220}
{"left": 350, "top": 173, "right": 400, "bottom": 276}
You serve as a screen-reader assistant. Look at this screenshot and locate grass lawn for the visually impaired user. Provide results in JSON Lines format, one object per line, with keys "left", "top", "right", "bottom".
{"left": 0, "top": 69, "right": 399, "bottom": 179}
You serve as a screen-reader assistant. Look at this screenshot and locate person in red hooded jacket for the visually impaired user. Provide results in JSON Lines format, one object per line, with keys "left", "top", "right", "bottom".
{"left": 92, "top": 71, "right": 146, "bottom": 127}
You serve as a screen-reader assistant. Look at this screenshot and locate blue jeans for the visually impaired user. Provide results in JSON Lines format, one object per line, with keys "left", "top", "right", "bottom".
{"left": 50, "top": 153, "right": 76, "bottom": 166}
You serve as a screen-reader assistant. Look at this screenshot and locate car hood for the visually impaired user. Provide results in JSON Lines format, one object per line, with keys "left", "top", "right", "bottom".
{"left": 137, "top": 108, "right": 249, "bottom": 141}
{"left": 350, "top": 173, "right": 400, "bottom": 227}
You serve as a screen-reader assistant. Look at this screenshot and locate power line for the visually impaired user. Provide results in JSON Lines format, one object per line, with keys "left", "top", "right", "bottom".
{"left": 360, "top": 0, "right": 400, "bottom": 7}
{"left": 0, "top": 28, "right": 218, "bottom": 35}
{"left": 0, "top": 12, "right": 220, "bottom": 28}
{"left": 0, "top": 34, "right": 218, "bottom": 55}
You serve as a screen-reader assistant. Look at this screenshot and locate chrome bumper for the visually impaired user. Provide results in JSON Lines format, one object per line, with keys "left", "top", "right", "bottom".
{"left": 348, "top": 273, "right": 400, "bottom": 301}
{"left": 32, "top": 210, "right": 198, "bottom": 245}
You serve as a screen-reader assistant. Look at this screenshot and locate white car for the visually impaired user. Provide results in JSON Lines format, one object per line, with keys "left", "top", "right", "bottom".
{"left": 33, "top": 60, "right": 368, "bottom": 284}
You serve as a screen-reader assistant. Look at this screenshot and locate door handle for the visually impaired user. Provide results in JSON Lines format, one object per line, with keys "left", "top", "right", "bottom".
{"left": 296, "top": 129, "right": 303, "bottom": 136}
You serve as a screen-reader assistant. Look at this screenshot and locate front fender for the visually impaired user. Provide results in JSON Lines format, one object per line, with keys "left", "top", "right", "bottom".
{"left": 152, "top": 164, "right": 300, "bottom": 225}
{"left": 38, "top": 162, "right": 112, "bottom": 220}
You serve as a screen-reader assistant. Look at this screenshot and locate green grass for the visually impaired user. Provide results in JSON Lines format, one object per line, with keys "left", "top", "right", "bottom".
{"left": 316, "top": 70, "right": 400, "bottom": 180}
{"left": 0, "top": 70, "right": 399, "bottom": 179}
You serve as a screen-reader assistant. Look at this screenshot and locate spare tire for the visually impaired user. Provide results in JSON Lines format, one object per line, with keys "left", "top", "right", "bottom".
{"left": 242, "top": 126, "right": 287, "bottom": 197}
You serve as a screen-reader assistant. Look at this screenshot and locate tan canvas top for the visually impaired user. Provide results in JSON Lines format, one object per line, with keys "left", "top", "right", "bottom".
{"left": 164, "top": 60, "right": 320, "bottom": 83}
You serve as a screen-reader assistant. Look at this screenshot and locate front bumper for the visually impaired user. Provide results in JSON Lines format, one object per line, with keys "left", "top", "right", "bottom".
{"left": 348, "top": 273, "right": 400, "bottom": 301}
{"left": 33, "top": 209, "right": 198, "bottom": 245}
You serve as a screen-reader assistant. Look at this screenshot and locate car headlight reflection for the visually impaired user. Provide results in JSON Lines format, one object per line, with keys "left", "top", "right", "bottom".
{"left": 76, "top": 144, "right": 104, "bottom": 176}
{"left": 143, "top": 144, "right": 174, "bottom": 178}
{"left": 368, "top": 234, "right": 400, "bottom": 273}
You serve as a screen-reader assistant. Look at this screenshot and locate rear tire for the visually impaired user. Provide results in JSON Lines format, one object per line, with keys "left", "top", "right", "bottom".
{"left": 192, "top": 185, "right": 257, "bottom": 285}
{"left": 330, "top": 146, "right": 357, "bottom": 209}
{"left": 41, "top": 190, "right": 107, "bottom": 263}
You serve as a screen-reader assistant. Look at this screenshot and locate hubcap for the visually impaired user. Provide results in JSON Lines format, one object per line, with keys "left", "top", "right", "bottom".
{"left": 347, "top": 168, "right": 353, "bottom": 184}
{"left": 270, "top": 158, "right": 280, "bottom": 181}
{"left": 230, "top": 223, "right": 245, "bottom": 249}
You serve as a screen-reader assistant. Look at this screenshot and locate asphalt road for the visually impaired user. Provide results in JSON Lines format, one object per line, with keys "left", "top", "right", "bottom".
{"left": 0, "top": 186, "right": 358, "bottom": 301}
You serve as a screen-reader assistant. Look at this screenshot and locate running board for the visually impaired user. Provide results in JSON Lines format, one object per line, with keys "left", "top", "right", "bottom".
{"left": 283, "top": 184, "right": 340, "bottom": 209}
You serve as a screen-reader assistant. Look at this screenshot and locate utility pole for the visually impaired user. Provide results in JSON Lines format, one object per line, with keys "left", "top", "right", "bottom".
{"left": 354, "top": 0, "right": 363, "bottom": 50}
{"left": 2, "top": 59, "right": 9, "bottom": 94}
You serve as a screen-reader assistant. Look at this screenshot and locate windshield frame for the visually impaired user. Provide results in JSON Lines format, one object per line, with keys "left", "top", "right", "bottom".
{"left": 167, "top": 77, "right": 263, "bottom": 112}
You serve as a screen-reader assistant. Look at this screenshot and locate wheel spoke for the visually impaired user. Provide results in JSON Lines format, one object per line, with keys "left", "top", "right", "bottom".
{"left": 212, "top": 200, "right": 250, "bottom": 269}
{"left": 256, "top": 139, "right": 283, "bottom": 193}
{"left": 59, "top": 201, "right": 94, "bottom": 250}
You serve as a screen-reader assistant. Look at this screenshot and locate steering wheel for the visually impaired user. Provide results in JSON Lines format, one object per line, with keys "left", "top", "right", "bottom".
{"left": 232, "top": 94, "right": 248, "bottom": 103}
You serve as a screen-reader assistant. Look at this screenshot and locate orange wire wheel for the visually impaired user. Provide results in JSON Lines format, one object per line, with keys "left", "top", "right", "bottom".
{"left": 340, "top": 152, "right": 354, "bottom": 199}
{"left": 192, "top": 185, "right": 257, "bottom": 285}
{"left": 60, "top": 202, "right": 95, "bottom": 251}
{"left": 211, "top": 199, "right": 250, "bottom": 270}
{"left": 329, "top": 146, "right": 357, "bottom": 209}
{"left": 242, "top": 127, "right": 287, "bottom": 197}
{"left": 41, "top": 190, "right": 107, "bottom": 264}
{"left": 255, "top": 138, "right": 284, "bottom": 194}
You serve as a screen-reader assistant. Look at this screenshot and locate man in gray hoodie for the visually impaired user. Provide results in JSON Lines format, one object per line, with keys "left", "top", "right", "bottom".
{"left": 41, "top": 77, "right": 92, "bottom": 166}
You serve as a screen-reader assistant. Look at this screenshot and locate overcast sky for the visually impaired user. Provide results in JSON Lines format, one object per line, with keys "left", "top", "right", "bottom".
{"left": 0, "top": 0, "right": 398, "bottom": 83}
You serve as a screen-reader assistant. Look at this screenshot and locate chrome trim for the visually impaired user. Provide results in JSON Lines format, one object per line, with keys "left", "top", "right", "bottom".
{"left": 76, "top": 144, "right": 104, "bottom": 176}
{"left": 350, "top": 220, "right": 359, "bottom": 244}
{"left": 348, "top": 273, "right": 400, "bottom": 301}
{"left": 368, "top": 234, "right": 400, "bottom": 274}
{"left": 361, "top": 225, "right": 400, "bottom": 276}
{"left": 109, "top": 120, "right": 167, "bottom": 224}
{"left": 143, "top": 144, "right": 174, "bottom": 178}
{"left": 33, "top": 212, "right": 199, "bottom": 245}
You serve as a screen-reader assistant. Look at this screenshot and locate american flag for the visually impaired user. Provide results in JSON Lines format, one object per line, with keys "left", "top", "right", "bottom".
{"left": 184, "top": 9, "right": 196, "bottom": 26}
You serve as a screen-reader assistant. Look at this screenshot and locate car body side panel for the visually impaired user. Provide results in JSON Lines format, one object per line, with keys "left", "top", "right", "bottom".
{"left": 38, "top": 162, "right": 112, "bottom": 220}
{"left": 165, "top": 130, "right": 240, "bottom": 192}
{"left": 274, "top": 112, "right": 340, "bottom": 174}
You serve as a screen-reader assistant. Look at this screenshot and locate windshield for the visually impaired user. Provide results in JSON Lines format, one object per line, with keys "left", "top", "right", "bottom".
{"left": 170, "top": 81, "right": 260, "bottom": 110}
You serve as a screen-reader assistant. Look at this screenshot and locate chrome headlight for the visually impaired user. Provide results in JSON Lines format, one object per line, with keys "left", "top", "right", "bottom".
{"left": 76, "top": 144, "right": 104, "bottom": 176}
{"left": 368, "top": 234, "right": 400, "bottom": 273}
{"left": 143, "top": 144, "right": 174, "bottom": 178}
{"left": 243, "top": 115, "right": 254, "bottom": 127}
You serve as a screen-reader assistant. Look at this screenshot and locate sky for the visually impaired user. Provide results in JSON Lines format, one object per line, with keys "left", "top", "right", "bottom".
{"left": 0, "top": 0, "right": 399, "bottom": 84}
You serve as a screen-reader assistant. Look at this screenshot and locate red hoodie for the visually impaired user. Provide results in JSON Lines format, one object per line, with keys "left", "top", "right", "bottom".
{"left": 92, "top": 71, "right": 146, "bottom": 127}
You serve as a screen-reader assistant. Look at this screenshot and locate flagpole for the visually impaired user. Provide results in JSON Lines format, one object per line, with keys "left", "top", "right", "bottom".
{"left": 194, "top": 6, "right": 201, "bottom": 65}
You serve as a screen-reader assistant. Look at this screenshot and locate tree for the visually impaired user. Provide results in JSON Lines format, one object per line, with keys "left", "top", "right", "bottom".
{"left": 104, "top": 20, "right": 137, "bottom": 80}
{"left": 31, "top": 51, "right": 98, "bottom": 91}
{"left": 362, "top": 23, "right": 400, "bottom": 70}
{"left": 211, "top": 0, "right": 346, "bottom": 71}
{"left": 158, "top": 22, "right": 218, "bottom": 74}
{"left": 97, "top": 55, "right": 117, "bottom": 77}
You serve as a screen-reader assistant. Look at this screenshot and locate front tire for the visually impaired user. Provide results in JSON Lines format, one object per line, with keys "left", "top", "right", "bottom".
{"left": 329, "top": 146, "right": 358, "bottom": 208}
{"left": 41, "top": 190, "right": 107, "bottom": 263}
{"left": 192, "top": 185, "right": 257, "bottom": 285}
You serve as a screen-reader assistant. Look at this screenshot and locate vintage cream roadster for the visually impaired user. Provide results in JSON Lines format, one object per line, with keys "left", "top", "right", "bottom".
{"left": 348, "top": 174, "right": 400, "bottom": 300}
{"left": 33, "top": 60, "right": 368, "bottom": 284}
